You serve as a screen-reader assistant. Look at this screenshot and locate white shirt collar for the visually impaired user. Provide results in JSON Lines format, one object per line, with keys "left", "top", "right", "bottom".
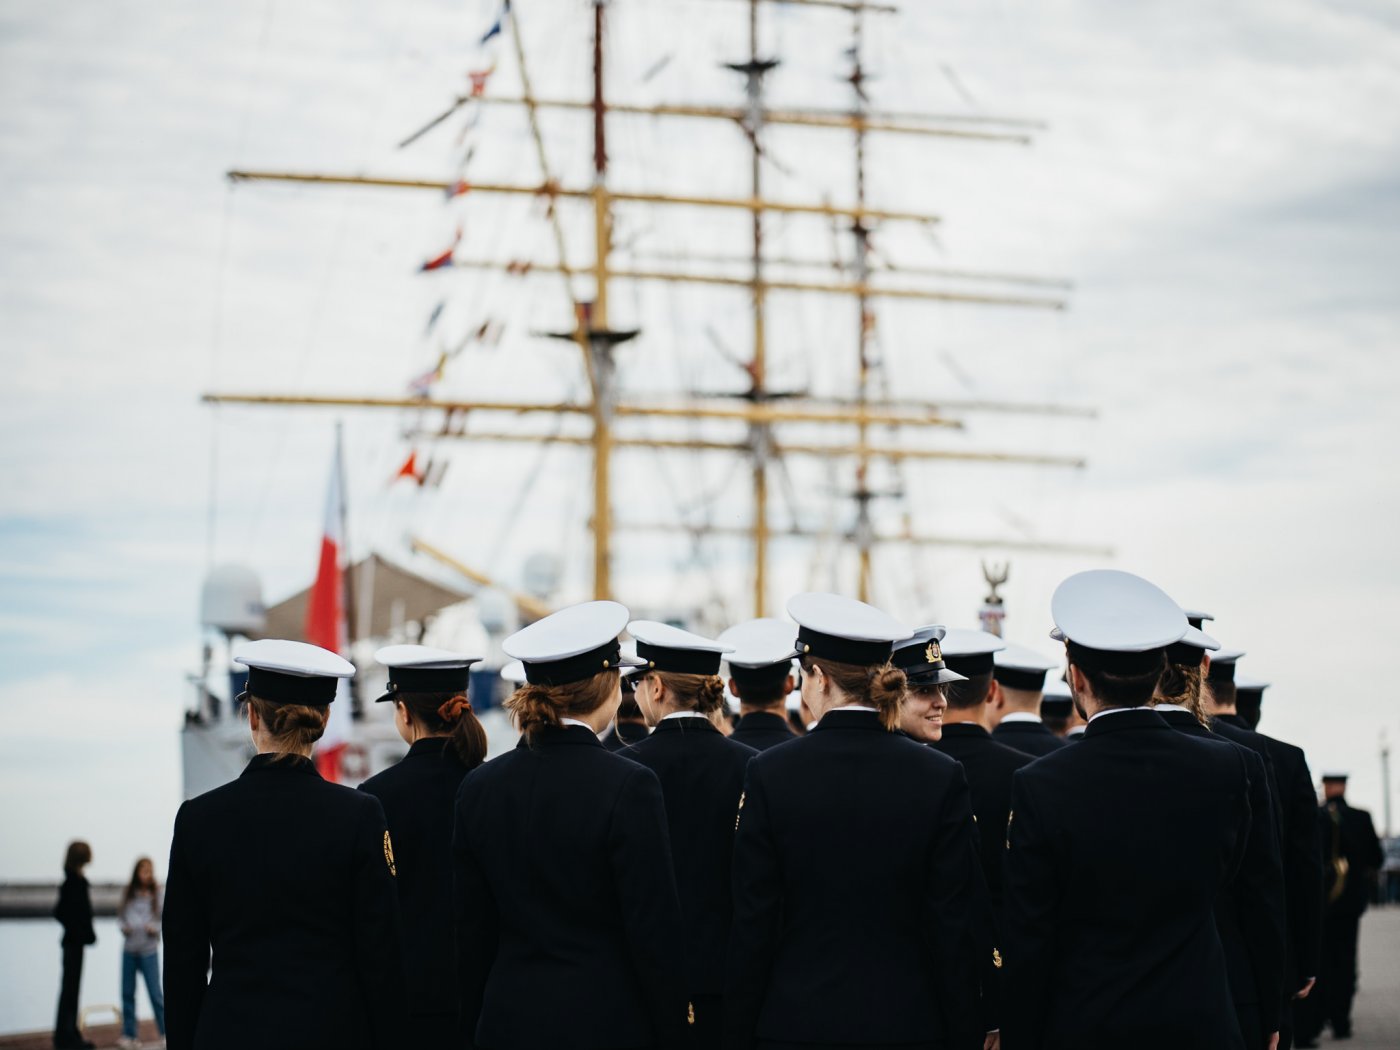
{"left": 1153, "top": 703, "right": 1191, "bottom": 713}
{"left": 561, "top": 717, "right": 598, "bottom": 734}
{"left": 1000, "top": 711, "right": 1042, "bottom": 724}
{"left": 833, "top": 704, "right": 877, "bottom": 713}
{"left": 1087, "top": 706, "right": 1146, "bottom": 724}
{"left": 1066, "top": 725, "right": 1086, "bottom": 737}
{"left": 660, "top": 711, "right": 709, "bottom": 721}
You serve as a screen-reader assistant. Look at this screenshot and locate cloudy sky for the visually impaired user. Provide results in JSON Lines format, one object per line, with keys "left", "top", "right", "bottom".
{"left": 2, "top": 0, "right": 1398, "bottom": 880}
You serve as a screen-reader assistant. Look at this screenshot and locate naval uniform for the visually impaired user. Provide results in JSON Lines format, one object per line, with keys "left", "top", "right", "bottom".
{"left": 1158, "top": 707, "right": 1287, "bottom": 1047}
{"left": 623, "top": 714, "right": 756, "bottom": 1048}
{"left": 730, "top": 710, "right": 797, "bottom": 752}
{"left": 1003, "top": 708, "right": 1254, "bottom": 1050}
{"left": 163, "top": 754, "right": 406, "bottom": 1050}
{"left": 603, "top": 718, "right": 650, "bottom": 751}
{"left": 1215, "top": 713, "right": 1324, "bottom": 1045}
{"left": 453, "top": 724, "right": 689, "bottom": 1050}
{"left": 991, "top": 714, "right": 1066, "bottom": 757}
{"left": 726, "top": 708, "right": 984, "bottom": 1050}
{"left": 359, "top": 737, "right": 472, "bottom": 1047}
{"left": 1298, "top": 793, "right": 1384, "bottom": 1042}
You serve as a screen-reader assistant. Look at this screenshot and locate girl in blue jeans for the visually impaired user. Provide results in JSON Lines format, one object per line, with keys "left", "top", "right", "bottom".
{"left": 117, "top": 857, "right": 165, "bottom": 1049}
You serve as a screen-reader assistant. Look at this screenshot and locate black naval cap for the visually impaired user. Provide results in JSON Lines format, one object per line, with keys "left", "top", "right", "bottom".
{"left": 1040, "top": 677, "right": 1074, "bottom": 716}
{"left": 891, "top": 625, "right": 967, "bottom": 686}
{"left": 993, "top": 642, "right": 1059, "bottom": 693}
{"left": 372, "top": 644, "right": 482, "bottom": 703}
{"left": 1165, "top": 624, "right": 1222, "bottom": 667}
{"left": 1207, "top": 649, "right": 1245, "bottom": 683}
{"left": 233, "top": 639, "right": 355, "bottom": 705}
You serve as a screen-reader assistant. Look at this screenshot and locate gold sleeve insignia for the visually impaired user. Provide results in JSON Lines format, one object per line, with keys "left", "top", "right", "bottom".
{"left": 687, "top": 1002, "right": 696, "bottom": 1026}
{"left": 383, "top": 830, "right": 397, "bottom": 877}
{"left": 734, "top": 791, "right": 746, "bottom": 831}
{"left": 993, "top": 948, "right": 1003, "bottom": 969}
{"left": 1005, "top": 809, "right": 1013, "bottom": 849}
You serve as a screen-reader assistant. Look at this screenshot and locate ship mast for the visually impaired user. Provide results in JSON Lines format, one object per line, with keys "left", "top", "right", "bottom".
{"left": 210, "top": 0, "right": 1099, "bottom": 615}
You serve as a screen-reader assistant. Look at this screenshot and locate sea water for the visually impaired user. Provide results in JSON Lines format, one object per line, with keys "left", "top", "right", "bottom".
{"left": 0, "top": 918, "right": 156, "bottom": 1035}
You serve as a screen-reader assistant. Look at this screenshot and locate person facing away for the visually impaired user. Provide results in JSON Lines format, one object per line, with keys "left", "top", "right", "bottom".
{"left": 162, "top": 639, "right": 405, "bottom": 1050}
{"left": 454, "top": 600, "right": 690, "bottom": 1050}
{"left": 54, "top": 840, "right": 96, "bottom": 1050}
{"left": 725, "top": 594, "right": 986, "bottom": 1050}
{"left": 622, "top": 620, "right": 756, "bottom": 1050}
{"left": 1296, "top": 773, "right": 1385, "bottom": 1046}
{"left": 1002, "top": 570, "right": 1256, "bottom": 1050}
{"left": 984, "top": 640, "right": 1066, "bottom": 758}
{"left": 1149, "top": 630, "right": 1287, "bottom": 1050}
{"left": 358, "top": 645, "right": 489, "bottom": 1048}
{"left": 1206, "top": 655, "right": 1324, "bottom": 1040}
{"left": 117, "top": 856, "right": 166, "bottom": 1050}
{"left": 719, "top": 618, "right": 801, "bottom": 752}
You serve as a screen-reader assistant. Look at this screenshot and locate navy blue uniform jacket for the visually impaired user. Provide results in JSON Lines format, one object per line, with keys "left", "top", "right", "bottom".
{"left": 991, "top": 718, "right": 1067, "bottom": 757}
{"left": 360, "top": 737, "right": 473, "bottom": 1030}
{"left": 1003, "top": 709, "right": 1252, "bottom": 1050}
{"left": 163, "top": 754, "right": 406, "bottom": 1050}
{"left": 729, "top": 711, "right": 797, "bottom": 753}
{"left": 453, "top": 724, "right": 690, "bottom": 1050}
{"left": 725, "top": 708, "right": 984, "bottom": 1050}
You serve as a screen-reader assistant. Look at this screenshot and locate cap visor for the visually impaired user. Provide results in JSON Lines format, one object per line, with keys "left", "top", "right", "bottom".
{"left": 616, "top": 654, "right": 648, "bottom": 668}
{"left": 373, "top": 690, "right": 396, "bottom": 703}
{"left": 907, "top": 668, "right": 967, "bottom": 686}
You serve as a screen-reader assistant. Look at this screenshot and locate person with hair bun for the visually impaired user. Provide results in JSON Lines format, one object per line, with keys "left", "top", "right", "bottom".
{"left": 359, "top": 644, "right": 488, "bottom": 1047}
{"left": 454, "top": 601, "right": 690, "bottom": 1050}
{"left": 725, "top": 593, "right": 986, "bottom": 1050}
{"left": 622, "top": 621, "right": 755, "bottom": 1050}
{"left": 162, "top": 640, "right": 405, "bottom": 1050}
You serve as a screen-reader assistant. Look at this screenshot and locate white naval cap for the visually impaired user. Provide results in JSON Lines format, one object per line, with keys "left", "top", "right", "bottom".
{"left": 718, "top": 618, "right": 798, "bottom": 691}
{"left": 1183, "top": 609, "right": 1214, "bottom": 629}
{"left": 891, "top": 624, "right": 966, "bottom": 686}
{"left": 1165, "top": 623, "right": 1222, "bottom": 667}
{"left": 1051, "top": 570, "right": 1188, "bottom": 652}
{"left": 628, "top": 620, "right": 732, "bottom": 676}
{"left": 1235, "top": 674, "right": 1270, "bottom": 693}
{"left": 785, "top": 592, "right": 911, "bottom": 665}
{"left": 993, "top": 642, "right": 1059, "bottom": 692}
{"left": 939, "top": 627, "right": 1008, "bottom": 680}
{"left": 1320, "top": 771, "right": 1350, "bottom": 781}
{"left": 1207, "top": 647, "right": 1245, "bottom": 684}
{"left": 502, "top": 600, "right": 646, "bottom": 686}
{"left": 1040, "top": 675, "right": 1074, "bottom": 711}
{"left": 499, "top": 660, "right": 527, "bottom": 685}
{"left": 372, "top": 644, "right": 481, "bottom": 703}
{"left": 233, "top": 638, "right": 354, "bottom": 705}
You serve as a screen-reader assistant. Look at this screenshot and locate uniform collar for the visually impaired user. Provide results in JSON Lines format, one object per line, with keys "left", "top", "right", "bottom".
{"left": 940, "top": 722, "right": 991, "bottom": 740}
{"left": 1216, "top": 712, "right": 1249, "bottom": 730}
{"left": 406, "top": 736, "right": 451, "bottom": 758}
{"left": 736, "top": 710, "right": 791, "bottom": 730}
{"left": 812, "top": 707, "right": 884, "bottom": 731}
{"left": 517, "top": 723, "right": 605, "bottom": 749}
{"left": 999, "top": 711, "right": 1042, "bottom": 724}
{"left": 242, "top": 753, "right": 320, "bottom": 777}
{"left": 1083, "top": 707, "right": 1169, "bottom": 738}
{"left": 651, "top": 714, "right": 720, "bottom": 736}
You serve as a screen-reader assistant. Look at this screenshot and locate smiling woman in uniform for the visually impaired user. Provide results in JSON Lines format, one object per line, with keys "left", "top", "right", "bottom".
{"left": 452, "top": 600, "right": 691, "bottom": 1050}
{"left": 162, "top": 639, "right": 404, "bottom": 1050}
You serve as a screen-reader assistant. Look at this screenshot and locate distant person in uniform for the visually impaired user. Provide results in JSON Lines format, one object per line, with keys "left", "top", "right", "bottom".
{"left": 720, "top": 618, "right": 800, "bottom": 752}
{"left": 623, "top": 621, "right": 756, "bottom": 1050}
{"left": 1207, "top": 648, "right": 1323, "bottom": 1048}
{"left": 1039, "top": 678, "right": 1076, "bottom": 738}
{"left": 1296, "top": 773, "right": 1385, "bottom": 1046}
{"left": 602, "top": 669, "right": 650, "bottom": 750}
{"left": 1003, "top": 570, "right": 1262, "bottom": 1050}
{"left": 53, "top": 840, "right": 96, "bottom": 1050}
{"left": 163, "top": 640, "right": 405, "bottom": 1050}
{"left": 891, "top": 625, "right": 959, "bottom": 744}
{"left": 1151, "top": 625, "right": 1287, "bottom": 1050}
{"left": 117, "top": 857, "right": 165, "bottom": 1050}
{"left": 359, "top": 645, "right": 488, "bottom": 1048}
{"left": 725, "top": 594, "right": 986, "bottom": 1050}
{"left": 977, "top": 633, "right": 1066, "bottom": 757}
{"left": 454, "top": 601, "right": 690, "bottom": 1050}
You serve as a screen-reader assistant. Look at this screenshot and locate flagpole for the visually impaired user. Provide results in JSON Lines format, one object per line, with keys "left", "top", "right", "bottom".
{"left": 335, "top": 421, "right": 362, "bottom": 721}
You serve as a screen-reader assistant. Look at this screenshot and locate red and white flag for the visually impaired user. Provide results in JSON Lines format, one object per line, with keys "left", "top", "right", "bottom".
{"left": 305, "top": 433, "right": 353, "bottom": 781}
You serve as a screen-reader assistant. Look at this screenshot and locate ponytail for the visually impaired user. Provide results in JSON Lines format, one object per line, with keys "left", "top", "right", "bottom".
{"left": 395, "top": 692, "right": 489, "bottom": 770}
{"left": 800, "top": 656, "right": 908, "bottom": 732}
{"left": 504, "top": 671, "right": 620, "bottom": 740}
{"left": 247, "top": 697, "right": 329, "bottom": 760}
{"left": 647, "top": 671, "right": 727, "bottom": 716}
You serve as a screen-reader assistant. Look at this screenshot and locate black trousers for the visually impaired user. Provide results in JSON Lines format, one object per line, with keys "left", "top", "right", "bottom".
{"left": 1296, "top": 908, "right": 1363, "bottom": 1040}
{"left": 54, "top": 943, "right": 85, "bottom": 1044}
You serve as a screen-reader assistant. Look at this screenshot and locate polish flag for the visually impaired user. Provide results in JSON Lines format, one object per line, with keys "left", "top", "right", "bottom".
{"left": 305, "top": 435, "right": 353, "bottom": 781}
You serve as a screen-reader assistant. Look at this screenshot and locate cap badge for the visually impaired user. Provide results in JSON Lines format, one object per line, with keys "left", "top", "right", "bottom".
{"left": 925, "top": 641, "right": 942, "bottom": 664}
{"left": 383, "top": 831, "right": 397, "bottom": 877}
{"left": 992, "top": 948, "right": 1003, "bottom": 969}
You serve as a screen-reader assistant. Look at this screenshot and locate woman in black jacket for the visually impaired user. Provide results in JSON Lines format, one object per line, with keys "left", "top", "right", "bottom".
{"left": 54, "top": 840, "right": 96, "bottom": 1050}
{"left": 359, "top": 645, "right": 489, "bottom": 1048}
{"left": 623, "top": 620, "right": 756, "bottom": 1050}
{"left": 454, "top": 600, "right": 690, "bottom": 1050}
{"left": 725, "top": 593, "right": 987, "bottom": 1050}
{"left": 162, "top": 639, "right": 405, "bottom": 1050}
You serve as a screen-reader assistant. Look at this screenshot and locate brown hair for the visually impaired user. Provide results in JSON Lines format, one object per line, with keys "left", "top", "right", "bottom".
{"left": 120, "top": 856, "right": 158, "bottom": 911}
{"left": 946, "top": 672, "right": 993, "bottom": 710}
{"left": 506, "top": 670, "right": 620, "bottom": 738}
{"left": 639, "top": 671, "right": 727, "bottom": 716}
{"left": 1156, "top": 661, "right": 1209, "bottom": 724}
{"left": 799, "top": 656, "right": 906, "bottom": 731}
{"left": 247, "top": 697, "right": 329, "bottom": 760}
{"left": 63, "top": 841, "right": 92, "bottom": 875}
{"left": 1205, "top": 678, "right": 1237, "bottom": 711}
{"left": 394, "top": 692, "right": 488, "bottom": 769}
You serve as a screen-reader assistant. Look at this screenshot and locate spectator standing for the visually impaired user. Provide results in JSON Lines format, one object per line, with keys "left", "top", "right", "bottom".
{"left": 53, "top": 840, "right": 96, "bottom": 1050}
{"left": 117, "top": 856, "right": 165, "bottom": 1049}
